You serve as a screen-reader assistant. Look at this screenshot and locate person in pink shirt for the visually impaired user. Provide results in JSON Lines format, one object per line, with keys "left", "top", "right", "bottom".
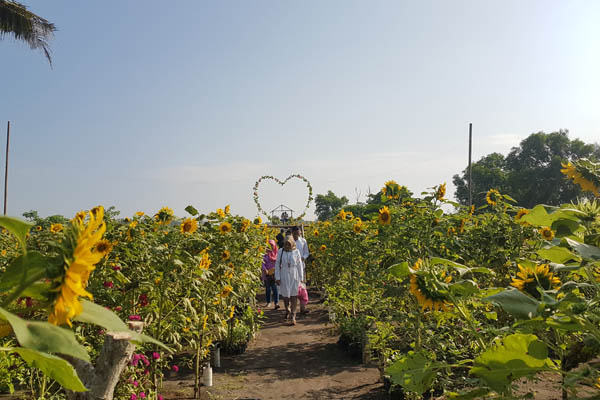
{"left": 262, "top": 240, "right": 280, "bottom": 309}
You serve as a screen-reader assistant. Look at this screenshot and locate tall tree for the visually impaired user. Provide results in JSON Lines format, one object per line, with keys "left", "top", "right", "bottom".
{"left": 453, "top": 152, "right": 508, "bottom": 207}
{"left": 314, "top": 190, "right": 349, "bottom": 221}
{"left": 453, "top": 130, "right": 600, "bottom": 208}
{"left": 0, "top": 0, "right": 55, "bottom": 65}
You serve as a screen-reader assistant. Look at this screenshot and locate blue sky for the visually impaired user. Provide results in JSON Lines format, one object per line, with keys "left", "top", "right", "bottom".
{"left": 1, "top": 1, "right": 599, "bottom": 219}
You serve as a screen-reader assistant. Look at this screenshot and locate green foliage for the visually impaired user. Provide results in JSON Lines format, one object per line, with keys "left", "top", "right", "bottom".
{"left": 454, "top": 130, "right": 600, "bottom": 207}
{"left": 385, "top": 350, "right": 437, "bottom": 393}
{"left": 471, "top": 333, "right": 554, "bottom": 394}
{"left": 315, "top": 190, "right": 349, "bottom": 221}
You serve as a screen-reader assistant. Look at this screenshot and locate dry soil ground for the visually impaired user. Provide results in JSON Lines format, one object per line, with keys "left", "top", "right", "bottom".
{"left": 162, "top": 293, "right": 387, "bottom": 399}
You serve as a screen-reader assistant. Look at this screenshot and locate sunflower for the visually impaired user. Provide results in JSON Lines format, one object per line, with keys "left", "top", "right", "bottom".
{"left": 221, "top": 249, "right": 231, "bottom": 261}
{"left": 539, "top": 227, "right": 555, "bottom": 241}
{"left": 320, "top": 244, "right": 327, "bottom": 251}
{"left": 1, "top": 250, "right": 6, "bottom": 256}
{"left": 511, "top": 264, "right": 560, "bottom": 298}
{"left": 436, "top": 183, "right": 446, "bottom": 201}
{"left": 220, "top": 285, "right": 233, "bottom": 298}
{"left": 337, "top": 209, "right": 347, "bottom": 220}
{"left": 329, "top": 233, "right": 334, "bottom": 240}
{"left": 155, "top": 207, "right": 174, "bottom": 224}
{"left": 202, "top": 315, "right": 208, "bottom": 331}
{"left": 49, "top": 223, "right": 63, "bottom": 234}
{"left": 313, "top": 230, "right": 319, "bottom": 237}
{"left": 219, "top": 221, "right": 232, "bottom": 234}
{"left": 409, "top": 270, "right": 451, "bottom": 312}
{"left": 49, "top": 206, "right": 108, "bottom": 326}
{"left": 515, "top": 209, "right": 529, "bottom": 222}
{"left": 486, "top": 189, "right": 501, "bottom": 206}
{"left": 95, "top": 239, "right": 113, "bottom": 256}
{"left": 0, "top": 321, "right": 12, "bottom": 338}
{"left": 459, "top": 218, "right": 466, "bottom": 234}
{"left": 35, "top": 225, "right": 42, "bottom": 231}
{"left": 198, "top": 252, "right": 211, "bottom": 270}
{"left": 353, "top": 219, "right": 363, "bottom": 233}
{"left": 378, "top": 206, "right": 391, "bottom": 225}
{"left": 240, "top": 218, "right": 250, "bottom": 232}
{"left": 74, "top": 211, "right": 86, "bottom": 223}
{"left": 229, "top": 305, "right": 235, "bottom": 319}
{"left": 216, "top": 208, "right": 225, "bottom": 218}
{"left": 224, "top": 205, "right": 231, "bottom": 215}
{"left": 253, "top": 217, "right": 262, "bottom": 225}
{"left": 129, "top": 220, "right": 138, "bottom": 229}
{"left": 561, "top": 162, "right": 600, "bottom": 196}
{"left": 135, "top": 211, "right": 144, "bottom": 217}
{"left": 469, "top": 205, "right": 475, "bottom": 216}
{"left": 180, "top": 218, "right": 198, "bottom": 234}
{"left": 382, "top": 180, "right": 401, "bottom": 200}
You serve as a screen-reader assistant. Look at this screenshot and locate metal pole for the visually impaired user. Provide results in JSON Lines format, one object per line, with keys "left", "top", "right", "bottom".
{"left": 468, "top": 123, "right": 472, "bottom": 208}
{"left": 4, "top": 121, "right": 9, "bottom": 215}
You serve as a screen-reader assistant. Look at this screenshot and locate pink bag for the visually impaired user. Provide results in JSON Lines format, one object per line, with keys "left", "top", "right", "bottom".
{"left": 298, "top": 283, "right": 309, "bottom": 305}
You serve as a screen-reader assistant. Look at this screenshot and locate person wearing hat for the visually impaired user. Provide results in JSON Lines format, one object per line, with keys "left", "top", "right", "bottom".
{"left": 274, "top": 235, "right": 304, "bottom": 325}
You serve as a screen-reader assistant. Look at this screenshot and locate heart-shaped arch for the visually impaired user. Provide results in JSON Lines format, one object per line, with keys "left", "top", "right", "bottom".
{"left": 252, "top": 174, "right": 313, "bottom": 221}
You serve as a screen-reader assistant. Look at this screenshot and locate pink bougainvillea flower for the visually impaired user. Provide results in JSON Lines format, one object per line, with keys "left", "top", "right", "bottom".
{"left": 103, "top": 281, "right": 114, "bottom": 288}
{"left": 158, "top": 395, "right": 164, "bottom": 400}
{"left": 138, "top": 294, "right": 149, "bottom": 307}
{"left": 129, "top": 315, "right": 141, "bottom": 321}
{"left": 172, "top": 365, "right": 179, "bottom": 372}
{"left": 139, "top": 393, "right": 146, "bottom": 399}
{"left": 152, "top": 352, "right": 160, "bottom": 360}
{"left": 130, "top": 394, "right": 137, "bottom": 400}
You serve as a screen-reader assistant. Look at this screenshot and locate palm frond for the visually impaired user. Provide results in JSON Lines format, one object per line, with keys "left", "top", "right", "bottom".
{"left": 0, "top": 0, "right": 56, "bottom": 65}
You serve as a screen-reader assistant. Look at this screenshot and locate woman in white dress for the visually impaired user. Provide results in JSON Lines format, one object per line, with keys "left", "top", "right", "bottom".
{"left": 274, "top": 236, "right": 304, "bottom": 325}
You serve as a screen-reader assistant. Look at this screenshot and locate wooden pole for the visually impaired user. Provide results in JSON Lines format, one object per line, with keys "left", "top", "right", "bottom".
{"left": 4, "top": 121, "right": 9, "bottom": 215}
{"left": 468, "top": 123, "right": 473, "bottom": 208}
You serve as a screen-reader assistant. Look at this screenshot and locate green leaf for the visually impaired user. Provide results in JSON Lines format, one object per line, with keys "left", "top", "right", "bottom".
{"left": 185, "top": 205, "right": 199, "bottom": 216}
{"left": 388, "top": 262, "right": 411, "bottom": 279}
{"left": 0, "top": 251, "right": 50, "bottom": 295}
{"left": 536, "top": 246, "right": 580, "bottom": 264}
{"left": 545, "top": 315, "right": 581, "bottom": 332}
{"left": 448, "top": 388, "right": 491, "bottom": 399}
{"left": 0, "top": 216, "right": 32, "bottom": 254}
{"left": 74, "top": 299, "right": 127, "bottom": 331}
{"left": 552, "top": 218, "right": 581, "bottom": 238}
{"left": 75, "top": 300, "right": 170, "bottom": 352}
{"left": 520, "top": 205, "right": 579, "bottom": 228}
{"left": 449, "top": 280, "right": 479, "bottom": 297}
{"left": 563, "top": 237, "right": 600, "bottom": 261}
{"left": 502, "top": 194, "right": 517, "bottom": 203}
{"left": 12, "top": 347, "right": 87, "bottom": 392}
{"left": 385, "top": 351, "right": 436, "bottom": 393}
{"left": 484, "top": 312, "right": 498, "bottom": 321}
{"left": 483, "top": 289, "right": 540, "bottom": 319}
{"left": 430, "top": 257, "right": 468, "bottom": 275}
{"left": 470, "top": 333, "right": 555, "bottom": 394}
{"left": 0, "top": 307, "right": 89, "bottom": 362}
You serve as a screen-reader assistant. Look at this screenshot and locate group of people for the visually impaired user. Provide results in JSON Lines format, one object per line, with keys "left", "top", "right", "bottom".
{"left": 261, "top": 226, "right": 310, "bottom": 326}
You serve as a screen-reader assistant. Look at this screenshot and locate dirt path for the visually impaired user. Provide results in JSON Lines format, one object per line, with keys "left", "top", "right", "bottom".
{"left": 163, "top": 293, "right": 387, "bottom": 399}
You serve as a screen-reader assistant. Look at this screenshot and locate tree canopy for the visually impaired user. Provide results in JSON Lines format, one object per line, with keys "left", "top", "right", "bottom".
{"left": 0, "top": 0, "right": 55, "bottom": 65}
{"left": 314, "top": 190, "right": 349, "bottom": 221}
{"left": 453, "top": 130, "right": 600, "bottom": 208}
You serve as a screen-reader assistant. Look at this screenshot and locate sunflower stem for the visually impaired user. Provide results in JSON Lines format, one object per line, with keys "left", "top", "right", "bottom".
{"left": 450, "top": 295, "right": 486, "bottom": 351}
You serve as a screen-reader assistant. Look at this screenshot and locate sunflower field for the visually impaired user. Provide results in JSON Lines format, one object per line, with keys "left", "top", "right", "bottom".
{"left": 0, "top": 204, "right": 271, "bottom": 400}
{"left": 307, "top": 160, "right": 600, "bottom": 399}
